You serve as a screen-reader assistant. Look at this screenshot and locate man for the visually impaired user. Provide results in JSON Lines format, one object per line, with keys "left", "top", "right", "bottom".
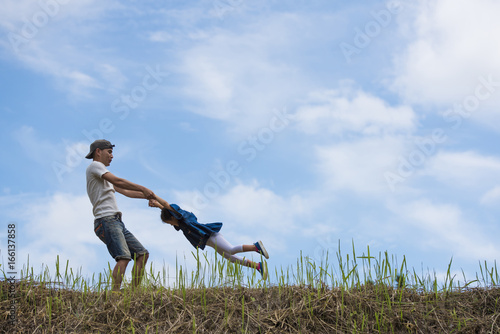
{"left": 85, "top": 139, "right": 154, "bottom": 291}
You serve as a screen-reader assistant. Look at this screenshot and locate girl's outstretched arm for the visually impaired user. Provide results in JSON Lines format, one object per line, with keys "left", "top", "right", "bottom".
{"left": 149, "top": 195, "right": 174, "bottom": 211}
{"left": 148, "top": 199, "right": 163, "bottom": 209}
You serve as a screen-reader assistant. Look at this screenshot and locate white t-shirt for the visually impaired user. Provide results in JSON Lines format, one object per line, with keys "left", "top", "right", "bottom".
{"left": 86, "top": 161, "right": 121, "bottom": 219}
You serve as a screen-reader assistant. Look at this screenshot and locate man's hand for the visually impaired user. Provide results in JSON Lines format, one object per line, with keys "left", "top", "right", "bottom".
{"left": 142, "top": 187, "right": 155, "bottom": 200}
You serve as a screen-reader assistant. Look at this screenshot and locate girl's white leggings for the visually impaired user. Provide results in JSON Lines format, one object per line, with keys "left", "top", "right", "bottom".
{"left": 206, "top": 232, "right": 249, "bottom": 266}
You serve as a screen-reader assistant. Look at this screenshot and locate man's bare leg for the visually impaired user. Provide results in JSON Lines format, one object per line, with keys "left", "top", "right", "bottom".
{"left": 132, "top": 253, "right": 149, "bottom": 288}
{"left": 112, "top": 259, "right": 130, "bottom": 291}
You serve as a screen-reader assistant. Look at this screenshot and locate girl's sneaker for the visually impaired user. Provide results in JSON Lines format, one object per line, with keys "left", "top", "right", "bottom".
{"left": 257, "top": 262, "right": 268, "bottom": 280}
{"left": 254, "top": 240, "right": 269, "bottom": 259}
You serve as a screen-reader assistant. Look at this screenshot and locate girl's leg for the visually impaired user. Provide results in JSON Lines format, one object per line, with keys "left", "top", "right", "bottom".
{"left": 206, "top": 233, "right": 264, "bottom": 255}
{"left": 206, "top": 233, "right": 268, "bottom": 279}
{"left": 206, "top": 233, "right": 256, "bottom": 267}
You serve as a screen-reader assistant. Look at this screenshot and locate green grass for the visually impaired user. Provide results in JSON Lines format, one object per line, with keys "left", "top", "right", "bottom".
{"left": 1, "top": 244, "right": 499, "bottom": 333}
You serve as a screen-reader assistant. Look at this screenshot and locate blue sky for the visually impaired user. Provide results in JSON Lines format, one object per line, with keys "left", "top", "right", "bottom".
{"left": 1, "top": 0, "right": 500, "bottom": 286}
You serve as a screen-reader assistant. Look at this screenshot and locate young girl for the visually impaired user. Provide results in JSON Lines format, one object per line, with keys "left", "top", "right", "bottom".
{"left": 149, "top": 196, "right": 269, "bottom": 279}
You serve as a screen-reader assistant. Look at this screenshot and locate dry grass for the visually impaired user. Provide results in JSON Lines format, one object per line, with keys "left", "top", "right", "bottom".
{"left": 1, "top": 247, "right": 499, "bottom": 333}
{"left": 1, "top": 280, "right": 499, "bottom": 333}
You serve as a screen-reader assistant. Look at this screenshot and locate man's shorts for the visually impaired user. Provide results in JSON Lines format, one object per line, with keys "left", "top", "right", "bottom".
{"left": 94, "top": 213, "right": 148, "bottom": 262}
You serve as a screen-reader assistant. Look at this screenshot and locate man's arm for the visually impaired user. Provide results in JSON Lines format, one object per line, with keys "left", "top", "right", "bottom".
{"left": 114, "top": 187, "right": 146, "bottom": 198}
{"left": 102, "top": 172, "right": 155, "bottom": 199}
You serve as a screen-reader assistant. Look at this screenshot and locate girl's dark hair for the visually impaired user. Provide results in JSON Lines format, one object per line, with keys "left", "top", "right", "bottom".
{"left": 161, "top": 208, "right": 173, "bottom": 223}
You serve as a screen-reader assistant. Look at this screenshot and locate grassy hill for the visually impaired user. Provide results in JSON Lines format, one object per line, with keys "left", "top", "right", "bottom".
{"left": 1, "top": 250, "right": 499, "bottom": 333}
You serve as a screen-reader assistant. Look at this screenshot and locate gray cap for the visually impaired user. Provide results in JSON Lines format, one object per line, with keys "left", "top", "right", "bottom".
{"left": 85, "top": 139, "right": 115, "bottom": 159}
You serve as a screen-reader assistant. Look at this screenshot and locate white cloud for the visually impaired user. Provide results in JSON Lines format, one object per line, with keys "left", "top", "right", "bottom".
{"left": 0, "top": 0, "right": 42, "bottom": 30}
{"left": 148, "top": 31, "right": 175, "bottom": 43}
{"left": 388, "top": 199, "right": 500, "bottom": 262}
{"left": 301, "top": 223, "right": 338, "bottom": 238}
{"left": 12, "top": 193, "right": 99, "bottom": 274}
{"left": 0, "top": 0, "right": 131, "bottom": 98}
{"left": 480, "top": 186, "right": 500, "bottom": 206}
{"left": 10, "top": 43, "right": 113, "bottom": 98}
{"left": 0, "top": 0, "right": 115, "bottom": 28}
{"left": 14, "top": 126, "right": 59, "bottom": 164}
{"left": 213, "top": 182, "right": 305, "bottom": 230}
{"left": 172, "top": 181, "right": 312, "bottom": 254}
{"left": 295, "top": 85, "right": 416, "bottom": 136}
{"left": 181, "top": 54, "right": 234, "bottom": 114}
{"left": 12, "top": 127, "right": 92, "bottom": 186}
{"left": 292, "top": 84, "right": 420, "bottom": 195}
{"left": 422, "top": 151, "right": 500, "bottom": 189}
{"left": 393, "top": 0, "right": 500, "bottom": 106}
{"left": 315, "top": 135, "right": 407, "bottom": 195}
{"left": 174, "top": 13, "right": 320, "bottom": 134}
